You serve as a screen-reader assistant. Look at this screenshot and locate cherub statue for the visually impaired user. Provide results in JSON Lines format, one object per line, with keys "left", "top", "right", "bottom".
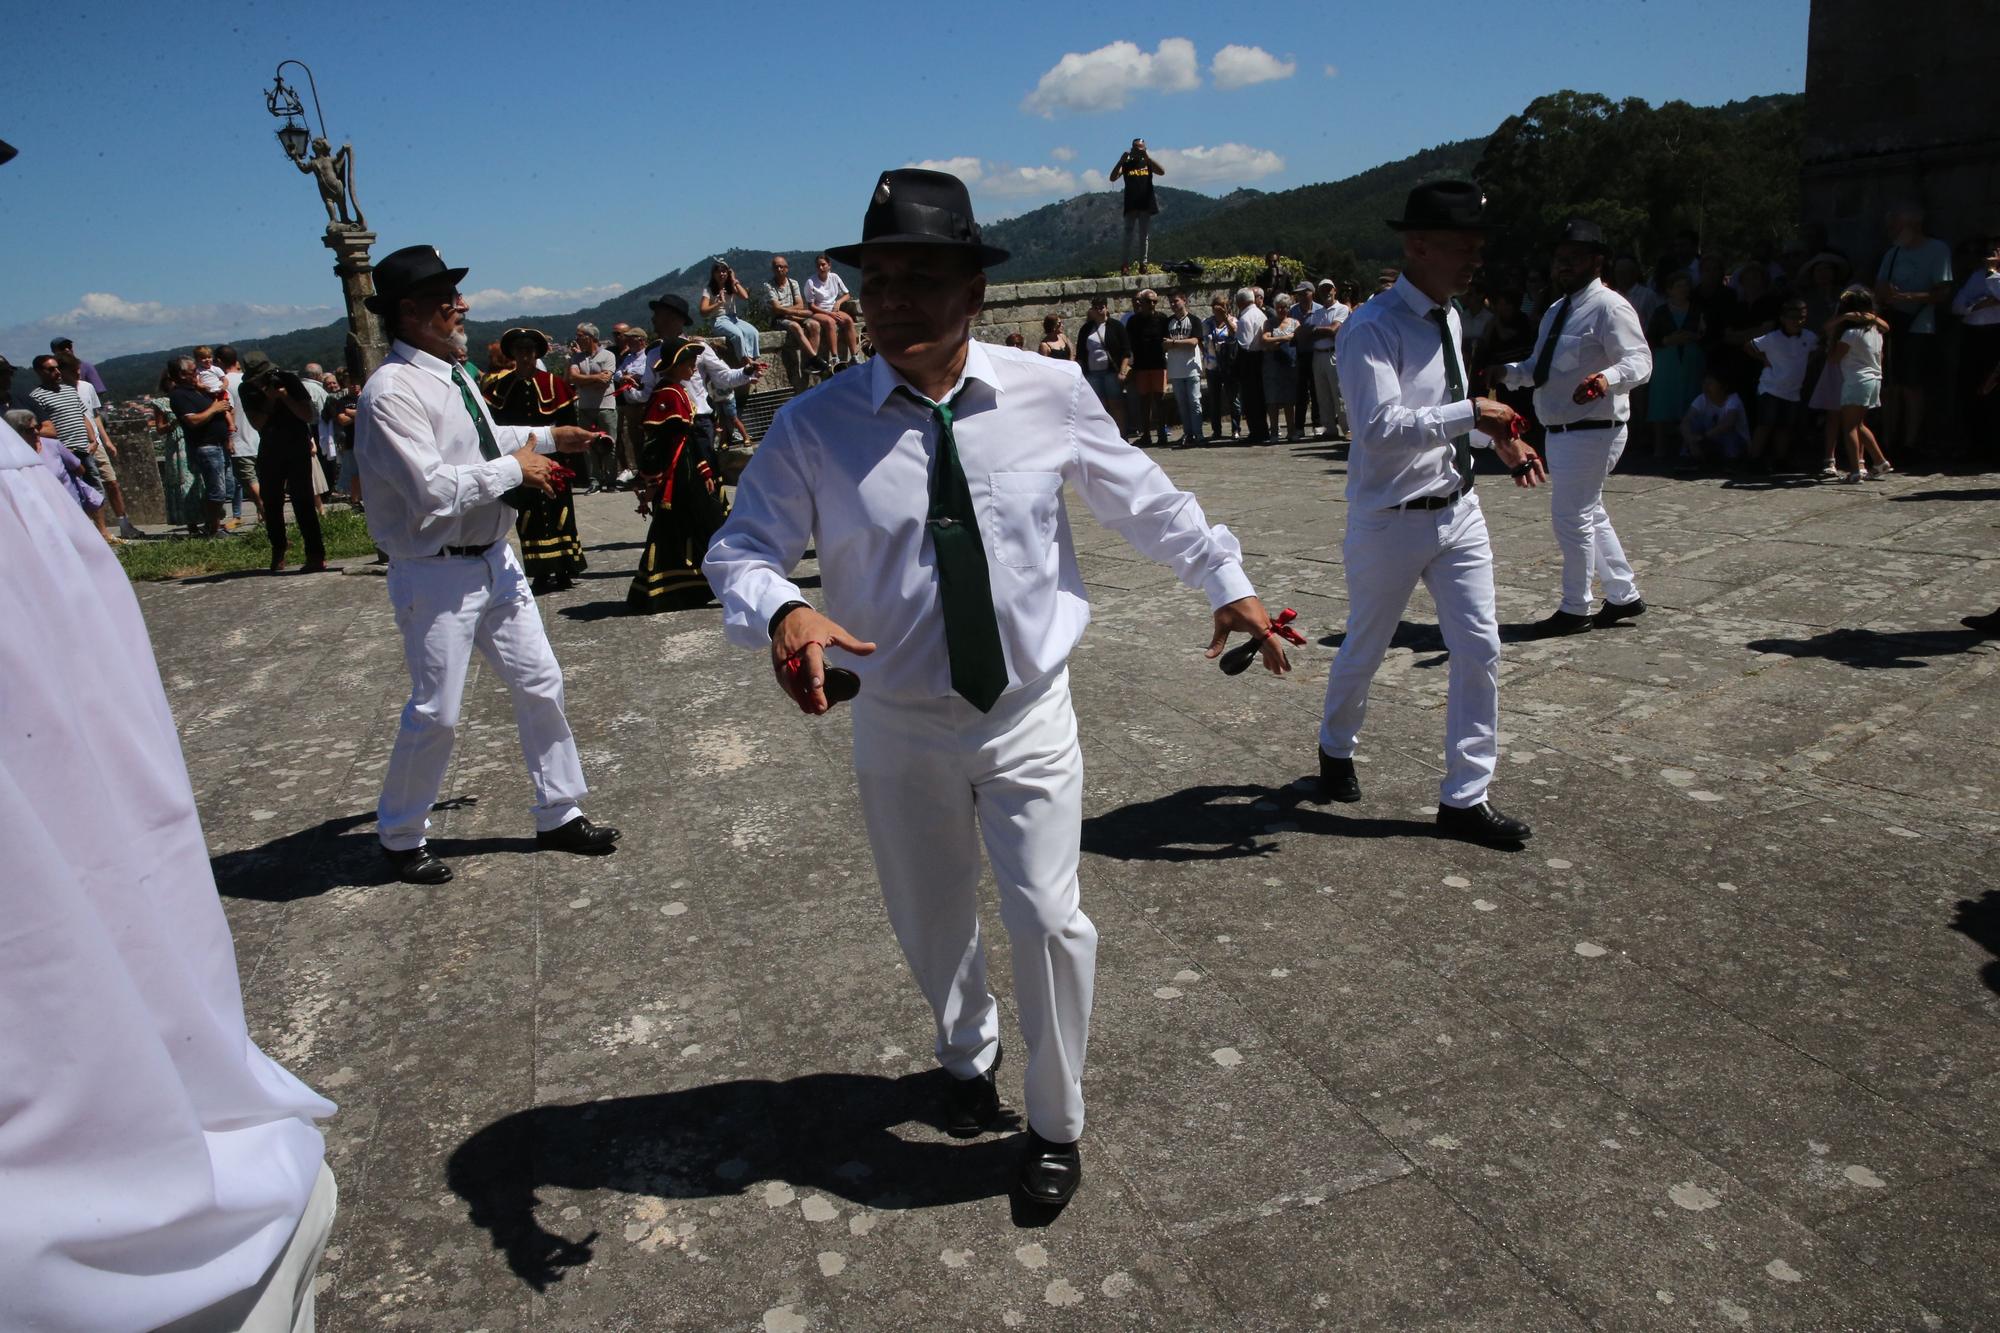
{"left": 298, "top": 136, "right": 364, "bottom": 229}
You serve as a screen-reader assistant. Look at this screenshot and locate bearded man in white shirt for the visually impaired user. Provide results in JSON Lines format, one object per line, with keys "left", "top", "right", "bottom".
{"left": 705, "top": 169, "right": 1289, "bottom": 1211}
{"left": 352, "top": 245, "right": 619, "bottom": 886}
{"left": 1317, "top": 181, "right": 1544, "bottom": 848}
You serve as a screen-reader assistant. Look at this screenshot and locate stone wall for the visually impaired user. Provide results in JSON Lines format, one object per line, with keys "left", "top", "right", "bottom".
{"left": 104, "top": 411, "right": 168, "bottom": 526}
{"left": 972, "top": 272, "right": 1238, "bottom": 346}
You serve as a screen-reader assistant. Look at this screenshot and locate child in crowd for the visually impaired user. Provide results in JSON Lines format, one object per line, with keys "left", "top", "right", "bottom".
{"left": 1743, "top": 297, "right": 1817, "bottom": 471}
{"left": 1680, "top": 371, "right": 1748, "bottom": 469}
{"left": 1826, "top": 288, "right": 1890, "bottom": 482}
{"left": 192, "top": 346, "right": 225, "bottom": 395}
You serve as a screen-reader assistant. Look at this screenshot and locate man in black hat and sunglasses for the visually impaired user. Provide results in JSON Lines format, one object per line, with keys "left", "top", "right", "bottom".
{"left": 1492, "top": 219, "right": 1650, "bottom": 638}
{"left": 705, "top": 168, "right": 1289, "bottom": 1210}
{"left": 1315, "top": 181, "right": 1545, "bottom": 847}
{"left": 352, "top": 245, "right": 619, "bottom": 885}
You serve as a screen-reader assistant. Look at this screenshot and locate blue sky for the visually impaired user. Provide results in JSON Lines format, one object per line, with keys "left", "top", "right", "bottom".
{"left": 1, "top": 0, "right": 1808, "bottom": 361}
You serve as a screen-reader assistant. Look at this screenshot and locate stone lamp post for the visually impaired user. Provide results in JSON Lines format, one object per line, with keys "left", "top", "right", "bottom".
{"left": 266, "top": 62, "right": 387, "bottom": 379}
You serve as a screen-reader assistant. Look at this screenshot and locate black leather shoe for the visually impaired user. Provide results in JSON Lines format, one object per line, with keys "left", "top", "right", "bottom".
{"left": 943, "top": 1046, "right": 1003, "bottom": 1138}
{"left": 1594, "top": 597, "right": 1646, "bottom": 627}
{"left": 536, "top": 816, "right": 621, "bottom": 855}
{"left": 1317, "top": 749, "right": 1362, "bottom": 803}
{"left": 1436, "top": 802, "right": 1532, "bottom": 846}
{"left": 383, "top": 845, "right": 453, "bottom": 885}
{"left": 1014, "top": 1132, "right": 1082, "bottom": 1207}
{"left": 1527, "top": 609, "right": 1594, "bottom": 639}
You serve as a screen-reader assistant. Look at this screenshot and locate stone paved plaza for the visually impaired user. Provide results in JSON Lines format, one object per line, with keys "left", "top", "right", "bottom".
{"left": 139, "top": 439, "right": 2000, "bottom": 1331}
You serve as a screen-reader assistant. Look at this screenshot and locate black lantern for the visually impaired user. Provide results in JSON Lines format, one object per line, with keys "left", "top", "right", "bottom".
{"left": 276, "top": 119, "right": 311, "bottom": 162}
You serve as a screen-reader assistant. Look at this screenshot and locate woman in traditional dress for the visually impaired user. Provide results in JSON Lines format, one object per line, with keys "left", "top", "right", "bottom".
{"left": 483, "top": 327, "right": 587, "bottom": 594}
{"left": 627, "top": 340, "right": 726, "bottom": 614}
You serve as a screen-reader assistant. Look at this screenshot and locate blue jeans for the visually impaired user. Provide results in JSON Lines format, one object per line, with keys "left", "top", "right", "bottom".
{"left": 1171, "top": 375, "right": 1203, "bottom": 443}
{"left": 190, "top": 444, "right": 227, "bottom": 502}
{"left": 710, "top": 314, "right": 760, "bottom": 364}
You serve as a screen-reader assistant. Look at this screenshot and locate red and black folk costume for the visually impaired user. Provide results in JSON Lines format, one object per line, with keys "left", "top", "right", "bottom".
{"left": 483, "top": 362, "right": 587, "bottom": 591}
{"left": 627, "top": 380, "right": 726, "bottom": 614}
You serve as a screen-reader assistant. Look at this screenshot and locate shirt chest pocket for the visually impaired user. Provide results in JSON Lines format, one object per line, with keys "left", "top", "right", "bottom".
{"left": 1551, "top": 330, "right": 1590, "bottom": 374}
{"left": 984, "top": 471, "right": 1064, "bottom": 569}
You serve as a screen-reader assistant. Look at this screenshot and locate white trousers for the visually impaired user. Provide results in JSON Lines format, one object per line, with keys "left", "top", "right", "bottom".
{"left": 157, "top": 1163, "right": 337, "bottom": 1333}
{"left": 1320, "top": 494, "right": 1501, "bottom": 809}
{"left": 1310, "top": 350, "right": 1346, "bottom": 436}
{"left": 377, "top": 543, "right": 587, "bottom": 850}
{"left": 1546, "top": 424, "right": 1639, "bottom": 614}
{"left": 851, "top": 670, "right": 1096, "bottom": 1143}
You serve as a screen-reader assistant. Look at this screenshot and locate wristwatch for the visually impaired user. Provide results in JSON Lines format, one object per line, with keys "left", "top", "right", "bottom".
{"left": 768, "top": 600, "right": 811, "bottom": 638}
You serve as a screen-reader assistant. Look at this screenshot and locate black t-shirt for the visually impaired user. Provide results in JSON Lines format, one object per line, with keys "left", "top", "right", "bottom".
{"left": 1119, "top": 153, "right": 1158, "bottom": 216}
{"left": 255, "top": 386, "right": 315, "bottom": 460}
{"left": 1125, "top": 311, "right": 1170, "bottom": 370}
{"left": 169, "top": 384, "right": 227, "bottom": 447}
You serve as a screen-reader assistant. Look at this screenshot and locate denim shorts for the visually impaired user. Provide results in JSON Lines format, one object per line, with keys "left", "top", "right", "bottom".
{"left": 1085, "top": 368, "right": 1122, "bottom": 403}
{"left": 190, "top": 444, "right": 227, "bottom": 500}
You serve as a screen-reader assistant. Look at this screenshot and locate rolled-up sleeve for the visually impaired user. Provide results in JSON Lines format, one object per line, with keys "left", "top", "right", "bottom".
{"left": 1063, "top": 370, "right": 1254, "bottom": 611}
{"left": 1339, "top": 319, "right": 1479, "bottom": 452}
{"left": 703, "top": 412, "right": 816, "bottom": 647}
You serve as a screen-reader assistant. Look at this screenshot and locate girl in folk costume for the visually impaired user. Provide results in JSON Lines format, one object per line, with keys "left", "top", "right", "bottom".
{"left": 628, "top": 340, "right": 727, "bottom": 614}
{"left": 484, "top": 327, "right": 588, "bottom": 593}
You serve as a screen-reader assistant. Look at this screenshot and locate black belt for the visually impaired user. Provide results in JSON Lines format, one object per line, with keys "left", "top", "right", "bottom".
{"left": 440, "top": 541, "right": 495, "bottom": 558}
{"left": 1393, "top": 486, "right": 1468, "bottom": 511}
{"left": 1545, "top": 418, "right": 1619, "bottom": 434}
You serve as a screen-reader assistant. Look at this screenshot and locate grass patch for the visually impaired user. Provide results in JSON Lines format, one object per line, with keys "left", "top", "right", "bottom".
{"left": 117, "top": 508, "right": 378, "bottom": 581}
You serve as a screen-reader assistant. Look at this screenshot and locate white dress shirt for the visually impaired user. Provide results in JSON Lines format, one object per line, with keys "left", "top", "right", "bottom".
{"left": 352, "top": 340, "right": 559, "bottom": 560}
{"left": 1336, "top": 274, "right": 1487, "bottom": 510}
{"left": 1952, "top": 269, "right": 2000, "bottom": 328}
{"left": 804, "top": 271, "right": 850, "bottom": 312}
{"left": 1500, "top": 277, "right": 1652, "bottom": 426}
{"left": 705, "top": 340, "right": 1255, "bottom": 703}
{"left": 1234, "top": 303, "right": 1267, "bottom": 349}
{"left": 644, "top": 340, "right": 754, "bottom": 416}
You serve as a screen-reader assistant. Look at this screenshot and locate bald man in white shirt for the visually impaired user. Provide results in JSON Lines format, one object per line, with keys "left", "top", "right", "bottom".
{"left": 706, "top": 169, "right": 1288, "bottom": 1211}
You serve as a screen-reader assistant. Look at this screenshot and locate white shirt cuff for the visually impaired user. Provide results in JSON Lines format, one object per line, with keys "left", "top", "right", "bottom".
{"left": 754, "top": 584, "right": 809, "bottom": 641}
{"left": 1203, "top": 561, "right": 1256, "bottom": 612}
{"left": 1442, "top": 398, "right": 1479, "bottom": 443}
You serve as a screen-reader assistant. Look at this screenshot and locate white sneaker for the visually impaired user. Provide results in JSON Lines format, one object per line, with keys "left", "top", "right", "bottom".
{"left": 1841, "top": 470, "right": 1865, "bottom": 484}
{"left": 118, "top": 515, "right": 142, "bottom": 539}
{"left": 616, "top": 469, "right": 635, "bottom": 485}
{"left": 1818, "top": 465, "right": 1839, "bottom": 479}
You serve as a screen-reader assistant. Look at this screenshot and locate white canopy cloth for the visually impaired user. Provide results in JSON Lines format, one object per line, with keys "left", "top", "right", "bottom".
{"left": 0, "top": 427, "right": 334, "bottom": 1331}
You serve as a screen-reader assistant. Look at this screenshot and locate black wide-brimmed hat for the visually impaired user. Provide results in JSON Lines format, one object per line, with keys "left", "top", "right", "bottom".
{"left": 648, "top": 292, "right": 695, "bottom": 322}
{"left": 1557, "top": 219, "right": 1610, "bottom": 253}
{"left": 500, "top": 327, "right": 551, "bottom": 358}
{"left": 824, "top": 169, "right": 1009, "bottom": 268}
{"left": 365, "top": 244, "right": 469, "bottom": 315}
{"left": 1386, "top": 180, "right": 1489, "bottom": 232}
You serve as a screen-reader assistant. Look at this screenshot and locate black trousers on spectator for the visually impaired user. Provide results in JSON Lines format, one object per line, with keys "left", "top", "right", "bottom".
{"left": 1237, "top": 350, "right": 1268, "bottom": 439}
{"left": 1206, "top": 364, "right": 1239, "bottom": 436}
{"left": 258, "top": 447, "right": 325, "bottom": 567}
{"left": 1960, "top": 325, "right": 2000, "bottom": 462}
{"left": 1296, "top": 350, "right": 1318, "bottom": 430}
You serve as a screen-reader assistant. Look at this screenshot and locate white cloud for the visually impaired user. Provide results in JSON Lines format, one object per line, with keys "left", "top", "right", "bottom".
{"left": 1049, "top": 145, "right": 1076, "bottom": 162}
{"left": 982, "top": 165, "right": 1080, "bottom": 197}
{"left": 1152, "top": 143, "right": 1286, "bottom": 190}
{"left": 1, "top": 293, "right": 337, "bottom": 362}
{"left": 903, "top": 156, "right": 985, "bottom": 183}
{"left": 1022, "top": 37, "right": 1200, "bottom": 117}
{"left": 1323, "top": 63, "right": 1341, "bottom": 79}
{"left": 1211, "top": 45, "right": 1296, "bottom": 91}
{"left": 460, "top": 283, "right": 627, "bottom": 318}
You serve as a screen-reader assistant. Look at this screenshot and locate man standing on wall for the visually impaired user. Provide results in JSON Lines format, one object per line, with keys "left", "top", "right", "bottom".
{"left": 1110, "top": 138, "right": 1164, "bottom": 276}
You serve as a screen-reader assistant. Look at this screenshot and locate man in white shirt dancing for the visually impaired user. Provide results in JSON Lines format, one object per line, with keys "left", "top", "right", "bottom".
{"left": 1317, "top": 181, "right": 1545, "bottom": 847}
{"left": 705, "top": 169, "right": 1289, "bottom": 1209}
{"left": 353, "top": 245, "right": 619, "bottom": 885}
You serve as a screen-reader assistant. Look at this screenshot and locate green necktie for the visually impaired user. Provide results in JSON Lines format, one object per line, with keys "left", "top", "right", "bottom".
{"left": 906, "top": 386, "right": 1007, "bottom": 712}
{"left": 1429, "top": 308, "right": 1475, "bottom": 493}
{"left": 451, "top": 364, "right": 529, "bottom": 508}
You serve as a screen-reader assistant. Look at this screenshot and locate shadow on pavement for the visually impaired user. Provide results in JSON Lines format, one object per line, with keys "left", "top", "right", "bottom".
{"left": 209, "top": 800, "right": 538, "bottom": 900}
{"left": 447, "top": 1073, "right": 1023, "bottom": 1290}
{"left": 1083, "top": 782, "right": 1435, "bottom": 863}
{"left": 1890, "top": 487, "right": 2000, "bottom": 503}
{"left": 1316, "top": 620, "right": 1445, "bottom": 654}
{"left": 1745, "top": 627, "right": 1988, "bottom": 670}
{"left": 1950, "top": 891, "right": 2000, "bottom": 997}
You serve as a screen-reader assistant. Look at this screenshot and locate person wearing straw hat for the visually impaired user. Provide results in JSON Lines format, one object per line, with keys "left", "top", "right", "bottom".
{"left": 1494, "top": 218, "right": 1652, "bottom": 638}
{"left": 704, "top": 168, "right": 1290, "bottom": 1209}
{"left": 352, "top": 245, "right": 619, "bottom": 886}
{"left": 1314, "top": 181, "right": 1544, "bottom": 847}
{"left": 484, "top": 326, "right": 588, "bottom": 595}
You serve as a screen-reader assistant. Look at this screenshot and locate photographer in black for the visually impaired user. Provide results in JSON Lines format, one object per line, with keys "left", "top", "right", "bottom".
{"left": 239, "top": 351, "right": 329, "bottom": 573}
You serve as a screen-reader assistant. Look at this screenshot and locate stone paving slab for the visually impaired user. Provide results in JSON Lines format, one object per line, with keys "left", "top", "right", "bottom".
{"left": 132, "top": 442, "right": 2000, "bottom": 1330}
